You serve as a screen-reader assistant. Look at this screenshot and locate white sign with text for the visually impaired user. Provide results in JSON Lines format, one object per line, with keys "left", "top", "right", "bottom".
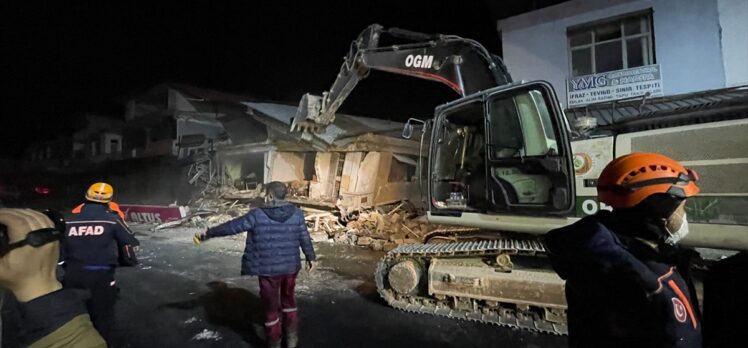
{"left": 567, "top": 64, "right": 663, "bottom": 107}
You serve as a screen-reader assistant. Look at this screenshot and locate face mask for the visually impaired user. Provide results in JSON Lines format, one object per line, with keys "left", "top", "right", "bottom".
{"left": 664, "top": 212, "right": 689, "bottom": 245}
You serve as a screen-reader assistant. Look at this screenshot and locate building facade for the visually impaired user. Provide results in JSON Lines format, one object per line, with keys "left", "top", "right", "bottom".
{"left": 498, "top": 0, "right": 748, "bottom": 108}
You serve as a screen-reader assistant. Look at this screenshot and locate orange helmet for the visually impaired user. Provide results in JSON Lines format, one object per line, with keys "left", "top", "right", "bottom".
{"left": 597, "top": 153, "right": 699, "bottom": 209}
{"left": 85, "top": 182, "right": 114, "bottom": 203}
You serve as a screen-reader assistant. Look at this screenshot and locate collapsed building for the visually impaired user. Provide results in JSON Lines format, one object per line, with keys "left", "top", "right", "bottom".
{"left": 111, "top": 83, "right": 426, "bottom": 213}
{"left": 218, "top": 102, "right": 423, "bottom": 211}
{"left": 21, "top": 82, "right": 433, "bottom": 247}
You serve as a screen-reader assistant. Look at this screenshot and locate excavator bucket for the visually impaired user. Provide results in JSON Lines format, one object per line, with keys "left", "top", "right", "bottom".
{"left": 291, "top": 93, "right": 325, "bottom": 133}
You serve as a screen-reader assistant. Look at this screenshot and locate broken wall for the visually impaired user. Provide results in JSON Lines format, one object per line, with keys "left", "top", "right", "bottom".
{"left": 269, "top": 151, "right": 306, "bottom": 182}
{"left": 221, "top": 152, "right": 265, "bottom": 189}
{"left": 337, "top": 151, "right": 423, "bottom": 210}
{"left": 354, "top": 152, "right": 381, "bottom": 194}
{"left": 309, "top": 152, "right": 340, "bottom": 201}
{"left": 339, "top": 152, "right": 363, "bottom": 195}
{"left": 374, "top": 153, "right": 421, "bottom": 207}
{"left": 338, "top": 151, "right": 377, "bottom": 209}
{"left": 338, "top": 151, "right": 387, "bottom": 209}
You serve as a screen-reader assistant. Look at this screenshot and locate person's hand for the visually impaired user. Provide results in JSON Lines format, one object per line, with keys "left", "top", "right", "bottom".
{"left": 306, "top": 260, "right": 317, "bottom": 272}
{"left": 193, "top": 232, "right": 208, "bottom": 246}
{"left": 0, "top": 209, "right": 62, "bottom": 302}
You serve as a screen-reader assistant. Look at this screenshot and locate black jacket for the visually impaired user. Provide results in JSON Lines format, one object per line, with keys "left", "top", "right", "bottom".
{"left": 62, "top": 202, "right": 140, "bottom": 268}
{"left": 546, "top": 211, "right": 702, "bottom": 348}
{"left": 206, "top": 201, "right": 316, "bottom": 276}
{"left": 2, "top": 288, "right": 105, "bottom": 347}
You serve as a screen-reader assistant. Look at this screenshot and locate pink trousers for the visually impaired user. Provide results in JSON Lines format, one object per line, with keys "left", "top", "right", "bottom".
{"left": 258, "top": 273, "right": 298, "bottom": 343}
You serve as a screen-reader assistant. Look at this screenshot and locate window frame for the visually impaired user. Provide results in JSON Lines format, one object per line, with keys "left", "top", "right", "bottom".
{"left": 567, "top": 10, "right": 655, "bottom": 77}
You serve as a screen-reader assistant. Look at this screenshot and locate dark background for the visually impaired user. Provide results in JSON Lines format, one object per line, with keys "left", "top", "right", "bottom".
{"left": 0, "top": 0, "right": 567, "bottom": 157}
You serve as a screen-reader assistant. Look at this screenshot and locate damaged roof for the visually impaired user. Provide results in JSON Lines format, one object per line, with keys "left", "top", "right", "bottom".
{"left": 566, "top": 85, "right": 748, "bottom": 133}
{"left": 243, "top": 102, "right": 405, "bottom": 145}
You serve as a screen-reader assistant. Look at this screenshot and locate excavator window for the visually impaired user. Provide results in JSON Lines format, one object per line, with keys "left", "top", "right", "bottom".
{"left": 487, "top": 91, "right": 559, "bottom": 159}
{"left": 485, "top": 85, "right": 571, "bottom": 213}
{"left": 429, "top": 82, "right": 574, "bottom": 215}
{"left": 431, "top": 101, "right": 487, "bottom": 211}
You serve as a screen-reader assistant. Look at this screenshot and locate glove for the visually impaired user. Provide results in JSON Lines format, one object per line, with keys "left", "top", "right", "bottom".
{"left": 193, "top": 232, "right": 208, "bottom": 246}
{"left": 118, "top": 243, "right": 138, "bottom": 267}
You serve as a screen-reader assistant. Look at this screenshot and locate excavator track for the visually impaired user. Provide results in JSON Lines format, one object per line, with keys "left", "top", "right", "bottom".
{"left": 375, "top": 239, "right": 568, "bottom": 335}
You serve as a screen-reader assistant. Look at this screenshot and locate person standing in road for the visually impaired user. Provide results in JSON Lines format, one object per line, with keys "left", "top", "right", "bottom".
{"left": 546, "top": 153, "right": 702, "bottom": 347}
{"left": 194, "top": 181, "right": 317, "bottom": 348}
{"left": 62, "top": 182, "right": 140, "bottom": 343}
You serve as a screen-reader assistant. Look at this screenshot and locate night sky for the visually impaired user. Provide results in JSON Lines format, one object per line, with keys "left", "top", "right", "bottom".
{"left": 1, "top": 1, "right": 566, "bottom": 157}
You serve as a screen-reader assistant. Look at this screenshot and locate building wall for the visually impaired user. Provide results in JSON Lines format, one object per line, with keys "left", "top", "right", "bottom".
{"left": 718, "top": 0, "right": 748, "bottom": 87}
{"left": 269, "top": 151, "right": 306, "bottom": 182}
{"left": 309, "top": 152, "right": 339, "bottom": 201}
{"left": 220, "top": 152, "right": 266, "bottom": 188}
{"left": 102, "top": 133, "right": 123, "bottom": 154}
{"left": 354, "top": 152, "right": 381, "bottom": 194}
{"left": 499, "top": 0, "right": 729, "bottom": 105}
{"left": 339, "top": 152, "right": 363, "bottom": 195}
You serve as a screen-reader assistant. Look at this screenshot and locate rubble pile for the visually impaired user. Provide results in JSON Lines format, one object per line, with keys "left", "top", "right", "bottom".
{"left": 305, "top": 202, "right": 435, "bottom": 252}
{"left": 157, "top": 185, "right": 443, "bottom": 252}
{"left": 153, "top": 192, "right": 257, "bottom": 231}
{"left": 286, "top": 180, "right": 310, "bottom": 198}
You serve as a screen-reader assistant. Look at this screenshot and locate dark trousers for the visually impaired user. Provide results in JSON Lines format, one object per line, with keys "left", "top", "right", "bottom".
{"left": 63, "top": 267, "right": 117, "bottom": 342}
{"left": 259, "top": 273, "right": 298, "bottom": 343}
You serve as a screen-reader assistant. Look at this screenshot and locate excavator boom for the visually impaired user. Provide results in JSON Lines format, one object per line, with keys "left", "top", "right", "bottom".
{"left": 292, "top": 24, "right": 512, "bottom": 132}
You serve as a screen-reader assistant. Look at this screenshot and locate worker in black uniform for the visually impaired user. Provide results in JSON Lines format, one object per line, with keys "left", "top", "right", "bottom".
{"left": 62, "top": 182, "right": 139, "bottom": 342}
{"left": 546, "top": 153, "right": 702, "bottom": 347}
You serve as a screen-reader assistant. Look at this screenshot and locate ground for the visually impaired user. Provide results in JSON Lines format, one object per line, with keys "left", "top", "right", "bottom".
{"left": 108, "top": 225, "right": 567, "bottom": 348}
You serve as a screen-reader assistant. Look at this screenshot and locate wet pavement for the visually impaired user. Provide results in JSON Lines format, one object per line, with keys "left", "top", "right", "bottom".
{"left": 109, "top": 226, "right": 567, "bottom": 347}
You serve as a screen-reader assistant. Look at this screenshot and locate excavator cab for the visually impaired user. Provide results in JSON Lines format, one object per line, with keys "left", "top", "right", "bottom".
{"left": 428, "top": 81, "right": 575, "bottom": 218}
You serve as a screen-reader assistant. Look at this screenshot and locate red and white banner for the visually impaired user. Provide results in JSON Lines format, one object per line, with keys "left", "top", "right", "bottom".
{"left": 119, "top": 204, "right": 189, "bottom": 224}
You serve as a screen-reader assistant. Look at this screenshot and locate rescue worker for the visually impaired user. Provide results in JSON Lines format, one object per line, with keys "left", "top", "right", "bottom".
{"left": 546, "top": 153, "right": 702, "bottom": 347}
{"left": 193, "top": 181, "right": 317, "bottom": 348}
{"left": 0, "top": 208, "right": 105, "bottom": 347}
{"left": 62, "top": 182, "right": 139, "bottom": 342}
{"left": 73, "top": 197, "right": 126, "bottom": 221}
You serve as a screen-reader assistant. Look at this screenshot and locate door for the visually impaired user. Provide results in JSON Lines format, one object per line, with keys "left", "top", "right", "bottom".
{"left": 429, "top": 81, "right": 574, "bottom": 216}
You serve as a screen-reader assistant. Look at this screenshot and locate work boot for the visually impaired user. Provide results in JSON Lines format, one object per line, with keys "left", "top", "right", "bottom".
{"left": 285, "top": 330, "right": 299, "bottom": 348}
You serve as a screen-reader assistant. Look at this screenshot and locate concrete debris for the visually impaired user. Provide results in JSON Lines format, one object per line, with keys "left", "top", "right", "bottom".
{"left": 356, "top": 236, "right": 373, "bottom": 246}
{"left": 154, "top": 211, "right": 215, "bottom": 231}
{"left": 310, "top": 231, "right": 331, "bottom": 242}
{"left": 304, "top": 201, "right": 452, "bottom": 251}
{"left": 191, "top": 329, "right": 222, "bottom": 341}
{"left": 163, "top": 191, "right": 443, "bottom": 251}
{"left": 220, "top": 184, "right": 264, "bottom": 200}
{"left": 286, "top": 180, "right": 310, "bottom": 198}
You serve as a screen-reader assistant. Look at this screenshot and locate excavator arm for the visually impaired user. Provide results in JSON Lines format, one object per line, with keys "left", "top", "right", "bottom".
{"left": 291, "top": 24, "right": 512, "bottom": 132}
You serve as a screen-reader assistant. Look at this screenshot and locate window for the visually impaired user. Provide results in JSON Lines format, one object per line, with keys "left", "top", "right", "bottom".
{"left": 109, "top": 138, "right": 121, "bottom": 154}
{"left": 488, "top": 90, "right": 559, "bottom": 159}
{"left": 568, "top": 12, "right": 653, "bottom": 76}
{"left": 388, "top": 155, "right": 417, "bottom": 183}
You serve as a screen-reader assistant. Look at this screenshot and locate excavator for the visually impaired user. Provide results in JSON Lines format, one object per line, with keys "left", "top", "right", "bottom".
{"left": 292, "top": 24, "right": 748, "bottom": 335}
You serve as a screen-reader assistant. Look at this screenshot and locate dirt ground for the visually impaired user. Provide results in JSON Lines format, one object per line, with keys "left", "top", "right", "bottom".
{"left": 106, "top": 224, "right": 567, "bottom": 347}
